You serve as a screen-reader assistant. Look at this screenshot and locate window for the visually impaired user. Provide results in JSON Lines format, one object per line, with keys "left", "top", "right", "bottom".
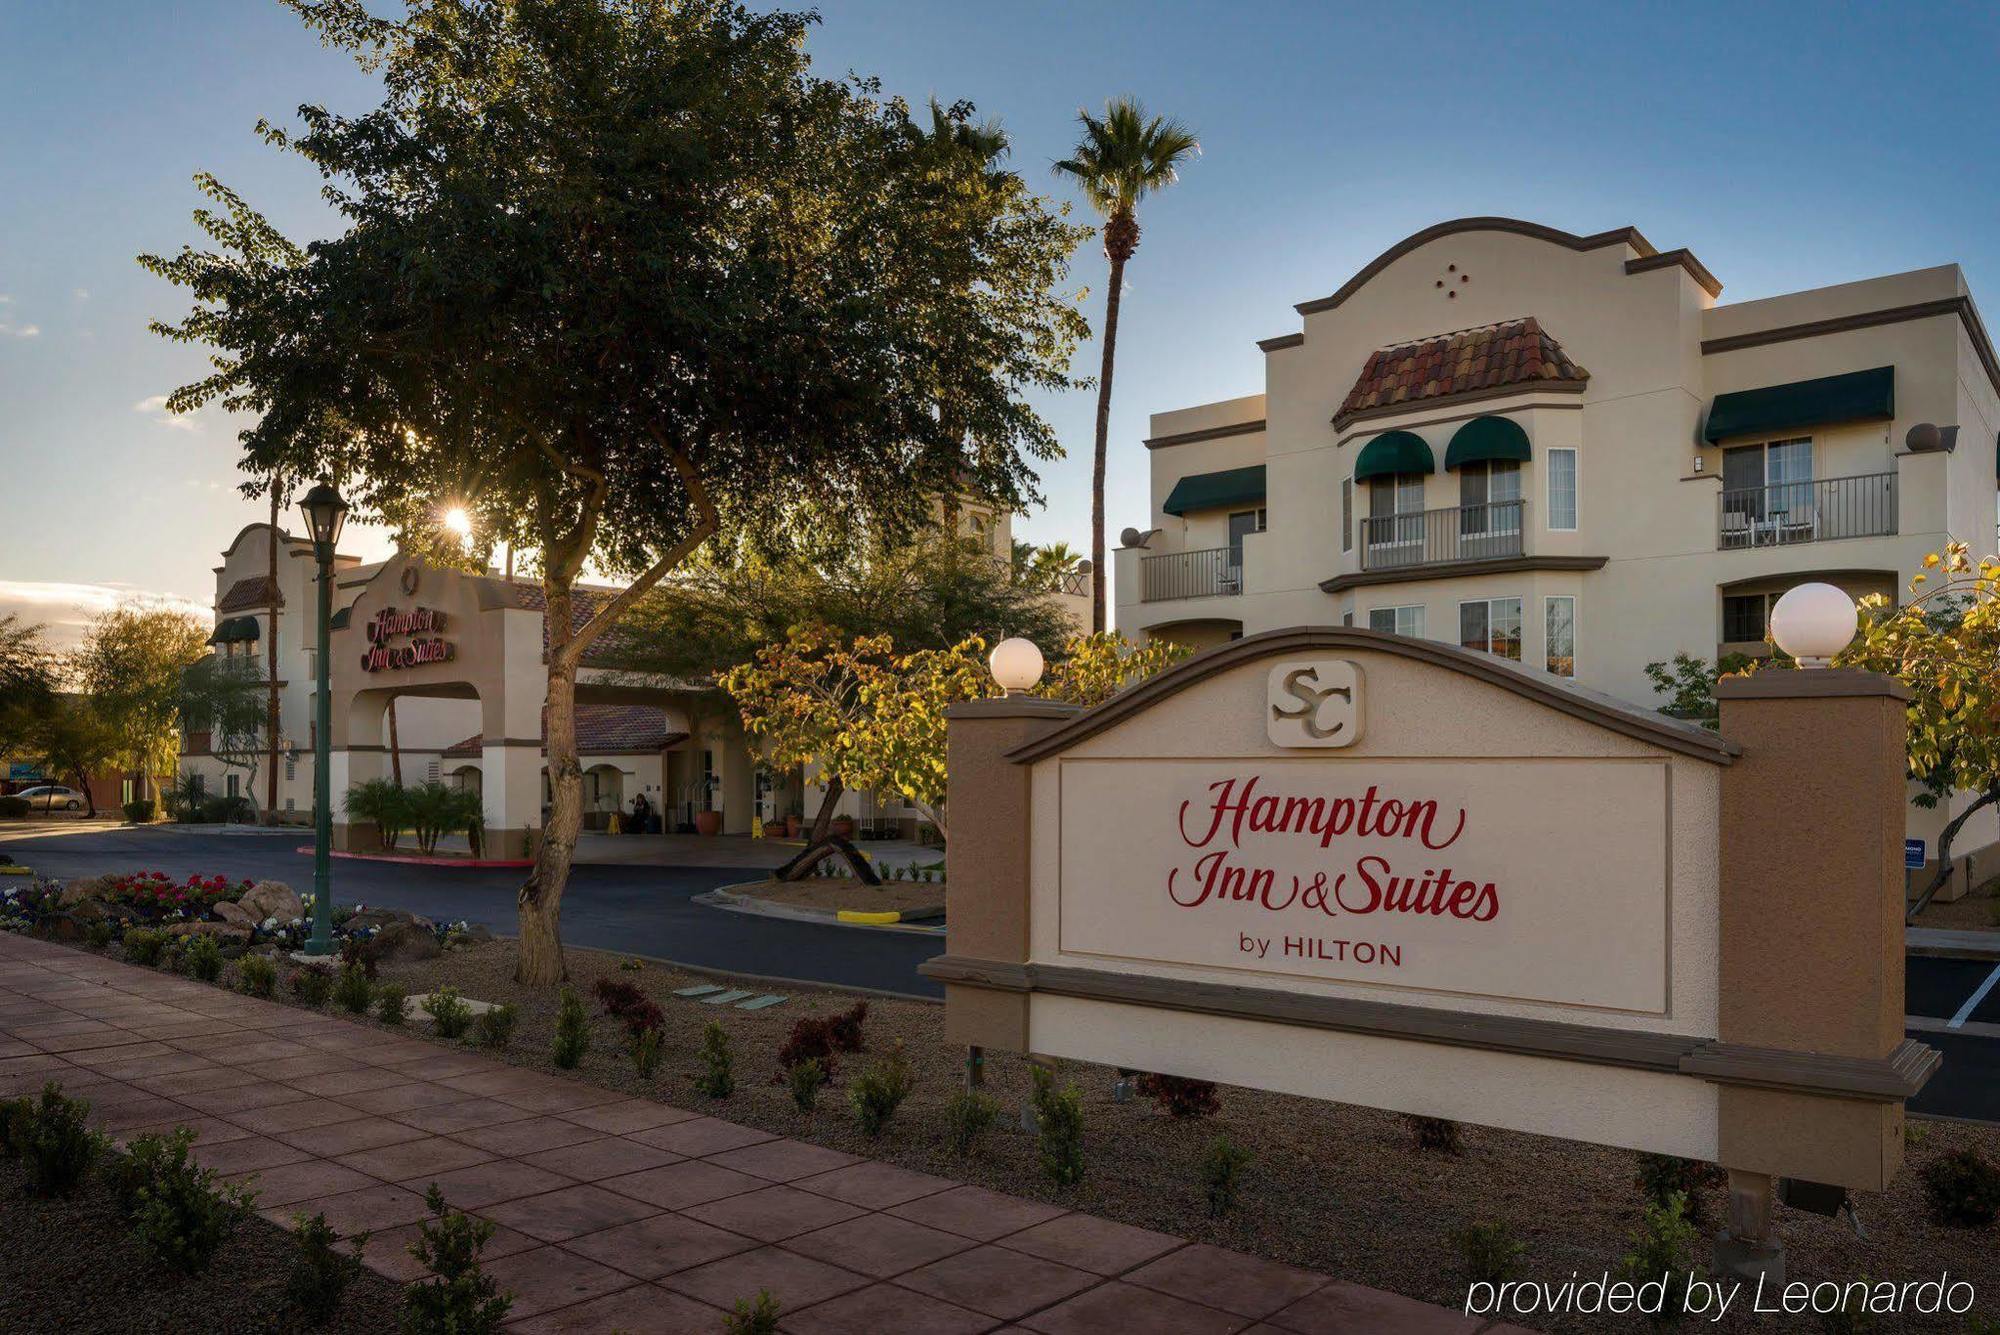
{"left": 1367, "top": 474, "right": 1426, "bottom": 551}
{"left": 426, "top": 759, "right": 441, "bottom": 784}
{"left": 1226, "top": 508, "right": 1265, "bottom": 577}
{"left": 285, "top": 752, "right": 296, "bottom": 782}
{"left": 1459, "top": 459, "right": 1523, "bottom": 543}
{"left": 1341, "top": 611, "right": 1353, "bottom": 627}
{"left": 1459, "top": 597, "right": 1523, "bottom": 660}
{"left": 1368, "top": 605, "right": 1425, "bottom": 638}
{"left": 226, "top": 773, "right": 240, "bottom": 798}
{"left": 1545, "top": 596, "right": 1576, "bottom": 677}
{"left": 1722, "top": 437, "right": 1812, "bottom": 526}
{"left": 1547, "top": 448, "right": 1577, "bottom": 530}
{"left": 1341, "top": 479, "right": 1353, "bottom": 552}
{"left": 1723, "top": 593, "right": 1769, "bottom": 644}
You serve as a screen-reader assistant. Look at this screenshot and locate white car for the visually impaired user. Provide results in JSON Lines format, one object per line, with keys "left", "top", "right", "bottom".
{"left": 13, "top": 785, "right": 83, "bottom": 812}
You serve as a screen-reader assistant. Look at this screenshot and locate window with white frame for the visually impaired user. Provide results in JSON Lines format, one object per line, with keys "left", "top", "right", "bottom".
{"left": 1547, "top": 448, "right": 1577, "bottom": 530}
{"left": 1459, "top": 597, "right": 1523, "bottom": 660}
{"left": 1366, "top": 473, "right": 1426, "bottom": 552}
{"left": 1367, "top": 605, "right": 1425, "bottom": 638}
{"left": 1544, "top": 596, "right": 1576, "bottom": 677}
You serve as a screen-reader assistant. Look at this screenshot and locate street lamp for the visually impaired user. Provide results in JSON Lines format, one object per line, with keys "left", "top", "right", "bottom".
{"left": 299, "top": 481, "right": 349, "bottom": 956}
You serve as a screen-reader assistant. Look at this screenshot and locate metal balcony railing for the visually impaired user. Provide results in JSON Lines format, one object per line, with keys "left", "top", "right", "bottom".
{"left": 1360, "top": 499, "right": 1525, "bottom": 571}
{"left": 1718, "top": 473, "right": 1897, "bottom": 549}
{"left": 1140, "top": 546, "right": 1240, "bottom": 602}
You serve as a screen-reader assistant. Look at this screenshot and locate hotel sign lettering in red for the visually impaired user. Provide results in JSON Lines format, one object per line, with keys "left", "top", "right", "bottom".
{"left": 359, "top": 605, "right": 456, "bottom": 673}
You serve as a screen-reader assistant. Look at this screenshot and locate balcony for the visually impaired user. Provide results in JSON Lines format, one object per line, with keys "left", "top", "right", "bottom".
{"left": 1140, "top": 546, "right": 1239, "bottom": 602}
{"left": 1360, "top": 500, "right": 1525, "bottom": 572}
{"left": 1718, "top": 473, "right": 1896, "bottom": 550}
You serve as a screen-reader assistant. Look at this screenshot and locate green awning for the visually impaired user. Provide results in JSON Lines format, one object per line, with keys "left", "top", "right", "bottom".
{"left": 1444, "top": 416, "right": 1532, "bottom": 470}
{"left": 330, "top": 606, "right": 353, "bottom": 631}
{"left": 1703, "top": 365, "right": 1894, "bottom": 443}
{"left": 1161, "top": 465, "right": 1267, "bottom": 517}
{"left": 1352, "top": 430, "right": 1435, "bottom": 482}
{"left": 207, "top": 615, "right": 260, "bottom": 645}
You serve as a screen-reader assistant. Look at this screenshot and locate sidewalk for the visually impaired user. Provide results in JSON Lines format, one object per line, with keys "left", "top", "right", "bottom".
{"left": 0, "top": 933, "right": 1507, "bottom": 1333}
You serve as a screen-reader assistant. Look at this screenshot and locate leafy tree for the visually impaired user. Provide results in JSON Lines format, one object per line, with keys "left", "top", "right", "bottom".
{"left": 31, "top": 697, "right": 120, "bottom": 818}
{"left": 178, "top": 653, "right": 270, "bottom": 807}
{"left": 1054, "top": 97, "right": 1199, "bottom": 632}
{"left": 0, "top": 615, "right": 57, "bottom": 757}
{"left": 139, "top": 0, "right": 1088, "bottom": 984}
{"left": 1641, "top": 651, "right": 1759, "bottom": 728}
{"left": 72, "top": 607, "right": 210, "bottom": 807}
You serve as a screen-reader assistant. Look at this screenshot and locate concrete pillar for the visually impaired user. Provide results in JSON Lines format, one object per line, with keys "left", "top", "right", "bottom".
{"left": 329, "top": 689, "right": 387, "bottom": 852}
{"left": 716, "top": 722, "right": 756, "bottom": 835}
{"left": 1712, "top": 668, "right": 1916, "bottom": 1281}
{"left": 479, "top": 685, "right": 544, "bottom": 860}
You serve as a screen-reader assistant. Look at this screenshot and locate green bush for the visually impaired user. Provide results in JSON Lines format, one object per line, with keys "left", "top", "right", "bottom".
{"left": 376, "top": 983, "right": 409, "bottom": 1026}
{"left": 289, "top": 963, "right": 334, "bottom": 1008}
{"left": 236, "top": 953, "right": 277, "bottom": 998}
{"left": 12, "top": 1083, "right": 105, "bottom": 1197}
{"left": 285, "top": 1211, "right": 368, "bottom": 1323}
{"left": 629, "top": 1025, "right": 664, "bottom": 1080}
{"left": 848, "top": 1044, "right": 914, "bottom": 1138}
{"left": 552, "top": 987, "right": 589, "bottom": 1068}
{"left": 119, "top": 1126, "right": 258, "bottom": 1273}
{"left": 1454, "top": 1220, "right": 1527, "bottom": 1285}
{"left": 1032, "top": 1066, "right": 1084, "bottom": 1188}
{"left": 1634, "top": 1152, "right": 1725, "bottom": 1227}
{"left": 1200, "top": 1135, "right": 1252, "bottom": 1218}
{"left": 1406, "top": 1114, "right": 1463, "bottom": 1155}
{"left": 402, "top": 1184, "right": 512, "bottom": 1334}
{"left": 122, "top": 799, "right": 156, "bottom": 823}
{"left": 474, "top": 1003, "right": 518, "bottom": 1050}
{"left": 1614, "top": 1192, "right": 1703, "bottom": 1305}
{"left": 84, "top": 919, "right": 114, "bottom": 949}
{"left": 724, "top": 1290, "right": 781, "bottom": 1335}
{"left": 122, "top": 928, "right": 167, "bottom": 966}
{"left": 787, "top": 1058, "right": 828, "bottom": 1114}
{"left": 945, "top": 1089, "right": 999, "bottom": 1156}
{"left": 333, "top": 962, "right": 374, "bottom": 1014}
{"left": 183, "top": 933, "right": 224, "bottom": 983}
{"left": 1921, "top": 1148, "right": 2000, "bottom": 1227}
{"left": 343, "top": 778, "right": 411, "bottom": 852}
{"left": 694, "top": 1022, "right": 734, "bottom": 1098}
{"left": 0, "top": 1095, "right": 29, "bottom": 1155}
{"left": 404, "top": 781, "right": 484, "bottom": 857}
{"left": 0, "top": 795, "right": 30, "bottom": 818}
{"left": 422, "top": 986, "right": 473, "bottom": 1040}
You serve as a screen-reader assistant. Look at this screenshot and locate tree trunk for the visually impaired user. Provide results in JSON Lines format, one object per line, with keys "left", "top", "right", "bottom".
{"left": 1907, "top": 786, "right": 2000, "bottom": 921}
{"left": 73, "top": 770, "right": 95, "bottom": 818}
{"left": 518, "top": 583, "right": 580, "bottom": 985}
{"left": 1087, "top": 249, "right": 1128, "bottom": 635}
{"left": 265, "top": 485, "right": 281, "bottom": 823}
{"left": 387, "top": 698, "right": 403, "bottom": 787}
{"left": 776, "top": 778, "right": 845, "bottom": 882}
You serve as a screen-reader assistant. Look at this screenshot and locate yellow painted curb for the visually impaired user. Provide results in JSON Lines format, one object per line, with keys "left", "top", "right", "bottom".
{"left": 836, "top": 909, "right": 903, "bottom": 925}
{"left": 0, "top": 866, "right": 33, "bottom": 876}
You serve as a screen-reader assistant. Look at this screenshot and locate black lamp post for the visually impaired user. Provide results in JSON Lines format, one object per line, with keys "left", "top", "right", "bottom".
{"left": 298, "top": 480, "right": 349, "bottom": 957}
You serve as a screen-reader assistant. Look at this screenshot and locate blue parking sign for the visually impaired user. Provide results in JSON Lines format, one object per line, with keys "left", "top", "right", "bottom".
{"left": 1904, "top": 838, "right": 1926, "bottom": 870}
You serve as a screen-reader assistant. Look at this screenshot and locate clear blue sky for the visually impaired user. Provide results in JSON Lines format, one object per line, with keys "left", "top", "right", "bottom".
{"left": 5, "top": 1, "right": 1999, "bottom": 641}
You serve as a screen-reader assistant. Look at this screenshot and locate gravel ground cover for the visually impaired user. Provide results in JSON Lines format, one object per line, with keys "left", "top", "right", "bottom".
{"left": 36, "top": 932, "right": 2000, "bottom": 1332}
{"left": 0, "top": 1154, "right": 403, "bottom": 1334}
{"left": 1913, "top": 873, "right": 2000, "bottom": 934}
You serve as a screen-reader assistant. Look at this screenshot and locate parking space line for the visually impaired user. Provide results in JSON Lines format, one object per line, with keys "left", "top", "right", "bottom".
{"left": 1947, "top": 961, "right": 2000, "bottom": 1029}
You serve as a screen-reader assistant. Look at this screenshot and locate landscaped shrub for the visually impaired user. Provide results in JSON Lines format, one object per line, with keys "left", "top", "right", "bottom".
{"left": 849, "top": 1043, "right": 914, "bottom": 1138}
{"left": 122, "top": 927, "right": 167, "bottom": 966}
{"left": 1614, "top": 1192, "right": 1702, "bottom": 1296}
{"left": 1454, "top": 1220, "right": 1527, "bottom": 1285}
{"left": 332, "top": 962, "right": 374, "bottom": 1014}
{"left": 826, "top": 1000, "right": 868, "bottom": 1051}
{"left": 1921, "top": 1148, "right": 2000, "bottom": 1227}
{"left": 119, "top": 1125, "right": 258, "bottom": 1273}
{"left": 778, "top": 1015, "right": 841, "bottom": 1075}
{"left": 945, "top": 1089, "right": 999, "bottom": 1156}
{"left": 402, "top": 1184, "right": 512, "bottom": 1334}
{"left": 1136, "top": 1072, "right": 1220, "bottom": 1118}
{"left": 285, "top": 1211, "right": 368, "bottom": 1323}
{"left": 1200, "top": 1135, "right": 1252, "bottom": 1217}
{"left": 12, "top": 1082, "right": 105, "bottom": 1197}
{"left": 289, "top": 963, "right": 335, "bottom": 1007}
{"left": 0, "top": 796, "right": 31, "bottom": 817}
{"left": 422, "top": 986, "right": 474, "bottom": 1040}
{"left": 122, "top": 799, "right": 155, "bottom": 823}
{"left": 1406, "top": 1114, "right": 1463, "bottom": 1155}
{"left": 786, "top": 1058, "right": 828, "bottom": 1114}
{"left": 695, "top": 1022, "right": 735, "bottom": 1098}
{"left": 236, "top": 953, "right": 277, "bottom": 997}
{"left": 343, "top": 779, "right": 412, "bottom": 853}
{"left": 1032, "top": 1066, "right": 1085, "bottom": 1188}
{"left": 404, "top": 781, "right": 483, "bottom": 857}
{"left": 553, "top": 987, "right": 589, "bottom": 1068}
{"left": 183, "top": 933, "right": 224, "bottom": 982}
{"left": 1635, "top": 1152, "right": 1725, "bottom": 1227}
{"left": 593, "top": 978, "right": 665, "bottom": 1037}
{"left": 84, "top": 919, "right": 114, "bottom": 948}
{"left": 376, "top": 983, "right": 409, "bottom": 1025}
{"left": 724, "top": 1290, "right": 781, "bottom": 1335}
{"left": 474, "top": 1003, "right": 518, "bottom": 1050}
{"left": 0, "top": 1095, "right": 29, "bottom": 1154}
{"left": 339, "top": 933, "right": 379, "bottom": 980}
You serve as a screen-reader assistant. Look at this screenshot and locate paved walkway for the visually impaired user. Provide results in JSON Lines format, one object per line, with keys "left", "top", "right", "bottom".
{"left": 0, "top": 935, "right": 1500, "bottom": 1334}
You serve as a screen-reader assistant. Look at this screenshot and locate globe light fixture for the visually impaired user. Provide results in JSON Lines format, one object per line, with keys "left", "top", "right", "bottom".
{"left": 989, "top": 637, "right": 1045, "bottom": 695}
{"left": 1769, "top": 582, "right": 1857, "bottom": 668}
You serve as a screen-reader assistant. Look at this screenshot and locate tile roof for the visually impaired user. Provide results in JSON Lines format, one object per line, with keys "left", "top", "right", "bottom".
{"left": 1334, "top": 317, "right": 1587, "bottom": 427}
{"left": 498, "top": 582, "right": 644, "bottom": 666}
{"left": 217, "top": 575, "right": 283, "bottom": 612}
{"left": 442, "top": 705, "right": 688, "bottom": 757}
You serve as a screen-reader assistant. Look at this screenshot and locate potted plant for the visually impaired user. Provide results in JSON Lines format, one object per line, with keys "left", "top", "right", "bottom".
{"left": 830, "top": 815, "right": 856, "bottom": 840}
{"left": 694, "top": 808, "right": 723, "bottom": 836}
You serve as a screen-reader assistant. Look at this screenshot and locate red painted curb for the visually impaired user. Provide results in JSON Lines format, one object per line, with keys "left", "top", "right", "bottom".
{"left": 293, "top": 846, "right": 533, "bottom": 869}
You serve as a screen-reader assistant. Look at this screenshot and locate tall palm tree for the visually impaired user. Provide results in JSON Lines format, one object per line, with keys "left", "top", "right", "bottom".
{"left": 1055, "top": 98, "right": 1199, "bottom": 633}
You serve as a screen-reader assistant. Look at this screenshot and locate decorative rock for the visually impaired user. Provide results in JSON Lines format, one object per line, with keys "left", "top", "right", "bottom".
{"left": 66, "top": 899, "right": 109, "bottom": 923}
{"left": 165, "top": 921, "right": 251, "bottom": 943}
{"left": 238, "top": 880, "right": 303, "bottom": 923}
{"left": 370, "top": 920, "right": 441, "bottom": 962}
{"left": 212, "top": 900, "right": 258, "bottom": 929}
{"left": 347, "top": 907, "right": 433, "bottom": 934}
{"left": 57, "top": 877, "right": 103, "bottom": 908}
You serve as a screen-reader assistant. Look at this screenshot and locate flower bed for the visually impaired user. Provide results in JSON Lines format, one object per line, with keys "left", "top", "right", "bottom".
{"left": 96, "top": 871, "right": 253, "bottom": 917}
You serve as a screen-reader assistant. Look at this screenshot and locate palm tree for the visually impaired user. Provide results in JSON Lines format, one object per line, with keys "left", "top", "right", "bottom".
{"left": 1055, "top": 98, "right": 1199, "bottom": 633}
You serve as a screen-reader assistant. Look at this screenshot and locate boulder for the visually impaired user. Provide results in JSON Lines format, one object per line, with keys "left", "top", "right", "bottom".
{"left": 239, "top": 881, "right": 303, "bottom": 923}
{"left": 347, "top": 907, "right": 433, "bottom": 934}
{"left": 57, "top": 877, "right": 104, "bottom": 908}
{"left": 164, "top": 920, "right": 251, "bottom": 943}
{"left": 212, "top": 900, "right": 258, "bottom": 929}
{"left": 369, "top": 919, "right": 442, "bottom": 962}
{"left": 66, "top": 899, "right": 109, "bottom": 923}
